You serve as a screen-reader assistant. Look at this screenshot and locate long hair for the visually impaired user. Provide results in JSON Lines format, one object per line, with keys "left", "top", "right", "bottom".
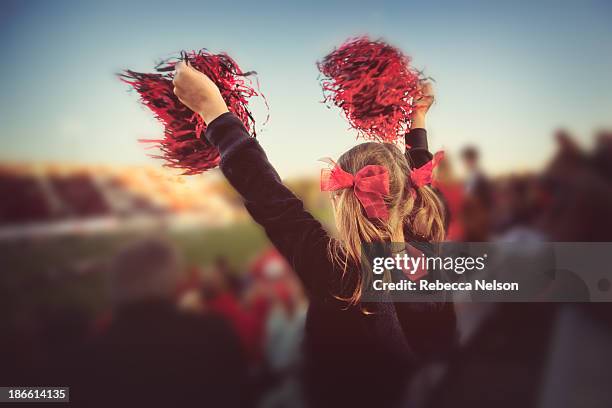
{"left": 327, "top": 142, "right": 445, "bottom": 306}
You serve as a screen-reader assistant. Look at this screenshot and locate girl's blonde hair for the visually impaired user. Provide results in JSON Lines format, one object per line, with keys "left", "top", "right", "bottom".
{"left": 327, "top": 142, "right": 445, "bottom": 306}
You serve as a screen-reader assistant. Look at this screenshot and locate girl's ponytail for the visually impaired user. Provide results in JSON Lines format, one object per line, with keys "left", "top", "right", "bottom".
{"left": 409, "top": 185, "right": 446, "bottom": 242}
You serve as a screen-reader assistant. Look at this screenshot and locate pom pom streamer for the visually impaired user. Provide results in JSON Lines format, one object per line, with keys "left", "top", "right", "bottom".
{"left": 317, "top": 36, "right": 425, "bottom": 143}
{"left": 120, "top": 50, "right": 267, "bottom": 174}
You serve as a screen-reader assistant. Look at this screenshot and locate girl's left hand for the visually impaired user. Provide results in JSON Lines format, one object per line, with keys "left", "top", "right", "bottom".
{"left": 173, "top": 61, "right": 229, "bottom": 125}
{"left": 414, "top": 81, "right": 435, "bottom": 113}
{"left": 411, "top": 81, "right": 435, "bottom": 129}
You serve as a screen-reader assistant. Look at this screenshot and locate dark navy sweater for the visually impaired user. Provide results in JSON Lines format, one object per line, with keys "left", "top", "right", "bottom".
{"left": 205, "top": 112, "right": 457, "bottom": 407}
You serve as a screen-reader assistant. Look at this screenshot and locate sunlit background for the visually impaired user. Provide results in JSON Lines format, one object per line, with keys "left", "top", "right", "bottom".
{"left": 2, "top": 0, "right": 612, "bottom": 175}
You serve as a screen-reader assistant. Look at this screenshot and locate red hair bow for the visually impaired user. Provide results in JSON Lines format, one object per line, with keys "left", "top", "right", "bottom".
{"left": 320, "top": 161, "right": 390, "bottom": 221}
{"left": 410, "top": 151, "right": 444, "bottom": 187}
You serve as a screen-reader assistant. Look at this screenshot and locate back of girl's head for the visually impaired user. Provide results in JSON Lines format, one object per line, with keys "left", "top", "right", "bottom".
{"left": 329, "top": 142, "right": 445, "bottom": 305}
{"left": 334, "top": 142, "right": 445, "bottom": 242}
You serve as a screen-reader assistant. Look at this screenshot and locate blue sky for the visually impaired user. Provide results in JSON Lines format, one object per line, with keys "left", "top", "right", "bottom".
{"left": 1, "top": 0, "right": 611, "bottom": 177}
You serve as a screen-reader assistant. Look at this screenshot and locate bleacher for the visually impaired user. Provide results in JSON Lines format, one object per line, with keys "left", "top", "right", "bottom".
{"left": 0, "top": 163, "right": 240, "bottom": 230}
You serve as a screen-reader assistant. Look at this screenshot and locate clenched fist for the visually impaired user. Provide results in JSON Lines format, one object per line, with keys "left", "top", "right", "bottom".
{"left": 411, "top": 81, "right": 435, "bottom": 130}
{"left": 173, "top": 61, "right": 229, "bottom": 125}
{"left": 414, "top": 81, "right": 435, "bottom": 113}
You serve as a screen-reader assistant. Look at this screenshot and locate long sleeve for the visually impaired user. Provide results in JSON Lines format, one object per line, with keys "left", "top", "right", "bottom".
{"left": 399, "top": 130, "right": 457, "bottom": 353}
{"left": 204, "top": 113, "right": 332, "bottom": 298}
{"left": 405, "top": 128, "right": 432, "bottom": 169}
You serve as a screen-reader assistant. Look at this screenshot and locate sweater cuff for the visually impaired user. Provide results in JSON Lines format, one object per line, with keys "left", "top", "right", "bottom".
{"left": 406, "top": 128, "right": 428, "bottom": 150}
{"left": 204, "top": 112, "right": 250, "bottom": 159}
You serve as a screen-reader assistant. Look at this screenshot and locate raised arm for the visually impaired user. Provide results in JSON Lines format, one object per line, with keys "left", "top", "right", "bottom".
{"left": 405, "top": 82, "right": 435, "bottom": 168}
{"left": 172, "top": 62, "right": 332, "bottom": 297}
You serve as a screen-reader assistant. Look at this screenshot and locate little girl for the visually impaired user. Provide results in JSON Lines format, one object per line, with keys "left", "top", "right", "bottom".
{"left": 173, "top": 62, "right": 457, "bottom": 407}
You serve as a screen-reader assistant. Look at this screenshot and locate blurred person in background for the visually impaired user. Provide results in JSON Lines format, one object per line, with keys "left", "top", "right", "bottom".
{"left": 493, "top": 176, "right": 545, "bottom": 243}
{"left": 75, "top": 238, "right": 248, "bottom": 407}
{"left": 459, "top": 146, "right": 493, "bottom": 242}
{"left": 460, "top": 145, "right": 493, "bottom": 207}
{"left": 592, "top": 131, "right": 612, "bottom": 182}
{"left": 175, "top": 264, "right": 213, "bottom": 317}
{"left": 201, "top": 255, "right": 266, "bottom": 365}
{"left": 261, "top": 269, "right": 308, "bottom": 408}
{"left": 459, "top": 194, "right": 492, "bottom": 242}
{"left": 432, "top": 156, "right": 465, "bottom": 240}
{"left": 537, "top": 130, "right": 612, "bottom": 242}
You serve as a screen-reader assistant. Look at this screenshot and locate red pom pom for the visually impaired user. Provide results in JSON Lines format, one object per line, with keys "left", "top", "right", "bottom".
{"left": 318, "top": 36, "right": 423, "bottom": 143}
{"left": 120, "top": 50, "right": 266, "bottom": 175}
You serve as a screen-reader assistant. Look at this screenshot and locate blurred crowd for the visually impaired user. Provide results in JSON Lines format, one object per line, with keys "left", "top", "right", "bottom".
{"left": 84, "top": 242, "right": 309, "bottom": 407}
{"left": 1, "top": 129, "right": 612, "bottom": 407}
{"left": 1, "top": 238, "right": 308, "bottom": 407}
{"left": 425, "top": 129, "right": 612, "bottom": 408}
{"left": 437, "top": 130, "right": 612, "bottom": 243}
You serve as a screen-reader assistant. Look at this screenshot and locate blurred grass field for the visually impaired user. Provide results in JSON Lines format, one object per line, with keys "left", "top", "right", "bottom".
{"left": 0, "top": 175, "right": 334, "bottom": 333}
{"left": 0, "top": 191, "right": 334, "bottom": 326}
{"left": 0, "top": 222, "right": 269, "bottom": 325}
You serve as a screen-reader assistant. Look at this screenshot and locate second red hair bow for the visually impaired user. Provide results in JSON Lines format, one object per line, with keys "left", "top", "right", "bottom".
{"left": 410, "top": 151, "right": 444, "bottom": 187}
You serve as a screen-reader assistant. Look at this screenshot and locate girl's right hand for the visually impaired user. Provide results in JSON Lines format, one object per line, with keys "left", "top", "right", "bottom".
{"left": 173, "top": 61, "right": 229, "bottom": 125}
